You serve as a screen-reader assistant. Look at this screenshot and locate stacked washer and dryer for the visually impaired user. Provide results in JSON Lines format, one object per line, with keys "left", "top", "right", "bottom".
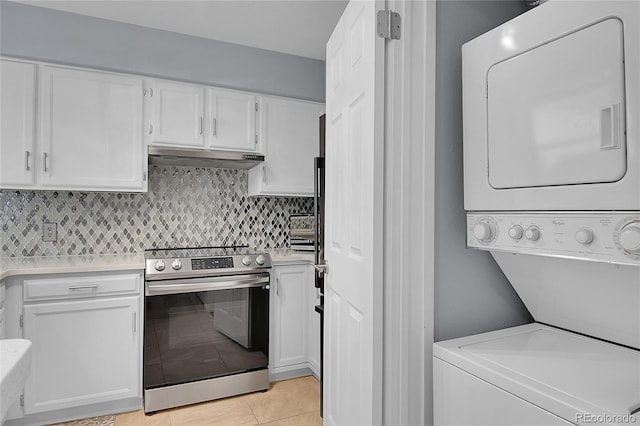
{"left": 434, "top": 2, "right": 640, "bottom": 425}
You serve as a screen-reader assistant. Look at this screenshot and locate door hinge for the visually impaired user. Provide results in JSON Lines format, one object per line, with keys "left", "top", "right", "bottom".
{"left": 20, "top": 314, "right": 23, "bottom": 328}
{"left": 20, "top": 395, "right": 24, "bottom": 407}
{"left": 143, "top": 171, "right": 147, "bottom": 181}
{"left": 377, "top": 10, "right": 401, "bottom": 40}
{"left": 255, "top": 102, "right": 259, "bottom": 112}
{"left": 255, "top": 134, "right": 258, "bottom": 145}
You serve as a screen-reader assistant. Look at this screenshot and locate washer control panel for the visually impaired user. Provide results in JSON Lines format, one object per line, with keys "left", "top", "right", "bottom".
{"left": 467, "top": 213, "right": 640, "bottom": 264}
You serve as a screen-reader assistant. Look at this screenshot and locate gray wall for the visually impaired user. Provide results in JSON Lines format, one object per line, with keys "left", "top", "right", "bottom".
{"left": 0, "top": 1, "right": 325, "bottom": 102}
{"left": 434, "top": 0, "right": 533, "bottom": 342}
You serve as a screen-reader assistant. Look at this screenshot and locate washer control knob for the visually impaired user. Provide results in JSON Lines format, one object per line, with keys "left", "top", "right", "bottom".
{"left": 619, "top": 224, "right": 640, "bottom": 254}
{"left": 171, "top": 259, "right": 182, "bottom": 270}
{"left": 256, "top": 254, "right": 266, "bottom": 266}
{"left": 241, "top": 256, "right": 252, "bottom": 266}
{"left": 154, "top": 260, "right": 166, "bottom": 271}
{"left": 524, "top": 226, "right": 541, "bottom": 241}
{"left": 473, "top": 221, "right": 495, "bottom": 243}
{"left": 575, "top": 228, "right": 595, "bottom": 246}
{"left": 508, "top": 225, "right": 524, "bottom": 240}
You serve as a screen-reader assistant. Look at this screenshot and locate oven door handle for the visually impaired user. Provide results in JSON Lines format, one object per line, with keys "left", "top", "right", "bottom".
{"left": 145, "top": 274, "right": 270, "bottom": 296}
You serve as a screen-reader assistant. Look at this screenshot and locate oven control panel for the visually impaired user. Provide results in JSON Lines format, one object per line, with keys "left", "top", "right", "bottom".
{"left": 467, "top": 212, "right": 640, "bottom": 265}
{"left": 145, "top": 253, "right": 272, "bottom": 280}
{"left": 192, "top": 257, "right": 234, "bottom": 270}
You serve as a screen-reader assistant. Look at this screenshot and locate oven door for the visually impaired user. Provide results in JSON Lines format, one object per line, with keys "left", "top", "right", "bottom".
{"left": 144, "top": 273, "right": 269, "bottom": 390}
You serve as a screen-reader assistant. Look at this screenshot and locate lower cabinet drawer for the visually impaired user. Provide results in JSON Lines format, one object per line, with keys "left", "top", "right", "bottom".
{"left": 23, "top": 273, "right": 140, "bottom": 301}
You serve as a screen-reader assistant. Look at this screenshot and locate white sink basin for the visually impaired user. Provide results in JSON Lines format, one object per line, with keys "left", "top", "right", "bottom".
{"left": 0, "top": 339, "right": 32, "bottom": 423}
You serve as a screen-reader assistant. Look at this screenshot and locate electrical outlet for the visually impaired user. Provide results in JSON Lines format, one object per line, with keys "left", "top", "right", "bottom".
{"left": 43, "top": 222, "right": 57, "bottom": 242}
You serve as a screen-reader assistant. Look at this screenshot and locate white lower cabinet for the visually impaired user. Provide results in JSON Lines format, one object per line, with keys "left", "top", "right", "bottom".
{"left": 270, "top": 263, "right": 320, "bottom": 379}
{"left": 20, "top": 272, "right": 142, "bottom": 417}
{"left": 307, "top": 280, "right": 321, "bottom": 376}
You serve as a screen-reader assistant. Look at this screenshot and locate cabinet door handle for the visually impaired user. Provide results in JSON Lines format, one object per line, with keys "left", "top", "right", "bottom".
{"left": 212, "top": 118, "right": 217, "bottom": 136}
{"left": 132, "top": 312, "right": 137, "bottom": 333}
{"left": 68, "top": 284, "right": 98, "bottom": 290}
{"left": 25, "top": 151, "right": 30, "bottom": 171}
{"left": 149, "top": 88, "right": 154, "bottom": 97}
{"left": 42, "top": 152, "right": 49, "bottom": 172}
{"left": 262, "top": 166, "right": 267, "bottom": 183}
{"left": 276, "top": 277, "right": 279, "bottom": 296}
{"left": 200, "top": 117, "right": 203, "bottom": 135}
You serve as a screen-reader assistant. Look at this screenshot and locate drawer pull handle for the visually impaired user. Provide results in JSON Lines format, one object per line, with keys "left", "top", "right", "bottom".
{"left": 68, "top": 284, "right": 99, "bottom": 290}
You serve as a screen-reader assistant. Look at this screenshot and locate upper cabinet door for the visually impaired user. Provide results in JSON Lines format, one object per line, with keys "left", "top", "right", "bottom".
{"left": 248, "top": 96, "right": 324, "bottom": 196}
{"left": 206, "top": 88, "right": 257, "bottom": 151}
{"left": 39, "top": 66, "right": 145, "bottom": 191}
{"left": 149, "top": 80, "right": 205, "bottom": 147}
{"left": 0, "top": 60, "right": 36, "bottom": 188}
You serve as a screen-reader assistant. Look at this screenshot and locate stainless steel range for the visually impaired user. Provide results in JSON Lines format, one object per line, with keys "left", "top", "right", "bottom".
{"left": 143, "top": 246, "right": 271, "bottom": 413}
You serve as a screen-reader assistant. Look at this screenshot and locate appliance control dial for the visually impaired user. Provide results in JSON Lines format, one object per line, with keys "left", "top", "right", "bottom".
{"left": 241, "top": 256, "right": 252, "bottom": 266}
{"left": 154, "top": 260, "right": 166, "bottom": 271}
{"left": 575, "top": 228, "right": 595, "bottom": 245}
{"left": 171, "top": 259, "right": 182, "bottom": 270}
{"left": 508, "top": 225, "right": 524, "bottom": 240}
{"left": 618, "top": 223, "right": 640, "bottom": 254}
{"left": 473, "top": 220, "right": 496, "bottom": 243}
{"left": 256, "top": 254, "right": 266, "bottom": 266}
{"left": 524, "top": 226, "right": 540, "bottom": 241}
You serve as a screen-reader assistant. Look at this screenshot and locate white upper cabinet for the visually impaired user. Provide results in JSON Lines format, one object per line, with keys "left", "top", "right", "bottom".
{"left": 146, "top": 82, "right": 258, "bottom": 152}
{"left": 249, "top": 96, "right": 324, "bottom": 196}
{"left": 147, "top": 80, "right": 205, "bottom": 147}
{"left": 0, "top": 60, "right": 36, "bottom": 188}
{"left": 206, "top": 88, "right": 257, "bottom": 151}
{"left": 39, "top": 66, "right": 146, "bottom": 191}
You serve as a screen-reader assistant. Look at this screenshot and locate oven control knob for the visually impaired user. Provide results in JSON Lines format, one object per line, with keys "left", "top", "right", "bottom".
{"left": 508, "top": 225, "right": 524, "bottom": 240}
{"left": 619, "top": 223, "right": 640, "bottom": 254}
{"left": 473, "top": 221, "right": 495, "bottom": 243}
{"left": 524, "top": 226, "right": 541, "bottom": 241}
{"left": 575, "top": 228, "right": 595, "bottom": 245}
{"left": 241, "top": 256, "right": 252, "bottom": 266}
{"left": 256, "top": 254, "right": 266, "bottom": 265}
{"left": 154, "top": 260, "right": 166, "bottom": 271}
{"left": 171, "top": 259, "right": 182, "bottom": 270}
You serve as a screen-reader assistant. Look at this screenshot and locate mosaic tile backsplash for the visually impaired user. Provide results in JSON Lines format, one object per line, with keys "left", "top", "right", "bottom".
{"left": 0, "top": 166, "right": 313, "bottom": 257}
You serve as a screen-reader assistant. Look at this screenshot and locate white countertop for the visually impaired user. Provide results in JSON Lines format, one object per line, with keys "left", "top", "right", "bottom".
{"left": 267, "top": 249, "right": 315, "bottom": 264}
{"left": 0, "top": 254, "right": 145, "bottom": 281}
{"left": 0, "top": 249, "right": 312, "bottom": 281}
{"left": 0, "top": 339, "right": 32, "bottom": 422}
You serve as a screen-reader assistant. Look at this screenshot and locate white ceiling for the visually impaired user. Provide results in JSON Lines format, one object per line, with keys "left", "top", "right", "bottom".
{"left": 16, "top": 0, "right": 348, "bottom": 60}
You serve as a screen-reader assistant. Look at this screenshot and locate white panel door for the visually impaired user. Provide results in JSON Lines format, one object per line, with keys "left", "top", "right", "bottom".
{"left": 0, "top": 60, "right": 36, "bottom": 188}
{"left": 23, "top": 296, "right": 140, "bottom": 414}
{"left": 149, "top": 80, "right": 205, "bottom": 147}
{"left": 324, "top": 0, "right": 384, "bottom": 424}
{"left": 39, "top": 66, "right": 145, "bottom": 191}
{"left": 206, "top": 88, "right": 256, "bottom": 151}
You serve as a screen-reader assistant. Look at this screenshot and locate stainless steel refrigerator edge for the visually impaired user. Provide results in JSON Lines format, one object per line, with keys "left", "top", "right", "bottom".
{"left": 313, "top": 114, "right": 326, "bottom": 417}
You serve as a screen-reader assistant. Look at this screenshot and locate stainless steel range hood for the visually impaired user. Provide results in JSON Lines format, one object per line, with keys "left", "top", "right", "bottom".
{"left": 148, "top": 146, "right": 264, "bottom": 169}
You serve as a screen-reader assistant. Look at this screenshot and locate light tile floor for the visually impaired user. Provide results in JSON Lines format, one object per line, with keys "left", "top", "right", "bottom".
{"left": 115, "top": 376, "right": 321, "bottom": 426}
